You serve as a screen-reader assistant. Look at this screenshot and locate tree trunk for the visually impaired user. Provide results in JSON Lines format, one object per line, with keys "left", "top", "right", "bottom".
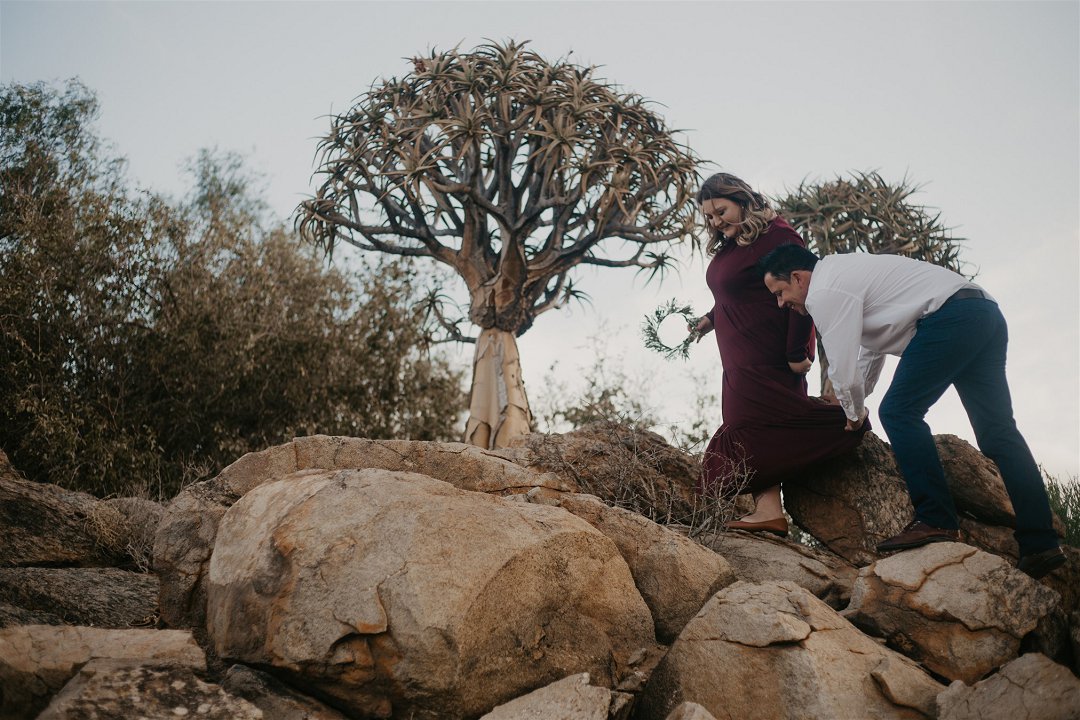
{"left": 463, "top": 328, "right": 533, "bottom": 449}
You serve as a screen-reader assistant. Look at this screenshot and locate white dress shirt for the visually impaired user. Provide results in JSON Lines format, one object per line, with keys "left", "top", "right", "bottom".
{"left": 805, "top": 253, "right": 988, "bottom": 422}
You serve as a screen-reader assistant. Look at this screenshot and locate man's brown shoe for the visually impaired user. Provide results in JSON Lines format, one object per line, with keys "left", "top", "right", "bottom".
{"left": 1017, "top": 547, "right": 1066, "bottom": 580}
{"left": 725, "top": 516, "right": 789, "bottom": 538}
{"left": 876, "top": 520, "right": 960, "bottom": 553}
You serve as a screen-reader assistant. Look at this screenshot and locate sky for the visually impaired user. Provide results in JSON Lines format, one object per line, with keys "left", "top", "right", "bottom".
{"left": 2, "top": 1, "right": 1078, "bottom": 478}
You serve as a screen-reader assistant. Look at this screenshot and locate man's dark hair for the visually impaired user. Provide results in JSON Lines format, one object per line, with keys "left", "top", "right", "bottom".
{"left": 757, "top": 244, "right": 820, "bottom": 280}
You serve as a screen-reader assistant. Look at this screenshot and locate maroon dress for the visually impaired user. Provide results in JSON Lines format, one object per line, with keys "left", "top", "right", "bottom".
{"left": 701, "top": 217, "right": 867, "bottom": 496}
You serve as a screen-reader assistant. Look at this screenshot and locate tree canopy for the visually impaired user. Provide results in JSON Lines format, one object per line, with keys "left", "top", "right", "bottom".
{"left": 298, "top": 40, "right": 701, "bottom": 336}
{"left": 776, "top": 170, "right": 967, "bottom": 274}
{"left": 297, "top": 41, "right": 701, "bottom": 447}
{"left": 0, "top": 79, "right": 464, "bottom": 498}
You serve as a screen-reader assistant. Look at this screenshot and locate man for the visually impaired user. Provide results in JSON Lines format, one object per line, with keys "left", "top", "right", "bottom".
{"left": 757, "top": 244, "right": 1064, "bottom": 579}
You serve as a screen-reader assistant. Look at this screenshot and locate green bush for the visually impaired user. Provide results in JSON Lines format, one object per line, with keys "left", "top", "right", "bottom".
{"left": 1, "top": 80, "right": 464, "bottom": 499}
{"left": 1046, "top": 471, "right": 1080, "bottom": 548}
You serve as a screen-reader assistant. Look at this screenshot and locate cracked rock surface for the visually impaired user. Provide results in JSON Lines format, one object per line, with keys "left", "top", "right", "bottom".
{"left": 36, "top": 661, "right": 262, "bottom": 720}
{"left": 554, "top": 493, "right": 736, "bottom": 643}
{"left": 636, "top": 580, "right": 943, "bottom": 720}
{"left": 843, "top": 543, "right": 1060, "bottom": 683}
{"left": 784, "top": 433, "right": 1066, "bottom": 569}
{"left": 479, "top": 672, "right": 628, "bottom": 720}
{"left": 206, "top": 467, "right": 656, "bottom": 719}
{"left": 697, "top": 530, "right": 858, "bottom": 609}
{"left": 936, "top": 652, "right": 1080, "bottom": 720}
{"left": 0, "top": 625, "right": 205, "bottom": 718}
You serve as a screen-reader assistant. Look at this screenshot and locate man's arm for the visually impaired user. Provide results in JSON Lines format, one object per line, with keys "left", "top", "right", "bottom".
{"left": 812, "top": 288, "right": 868, "bottom": 425}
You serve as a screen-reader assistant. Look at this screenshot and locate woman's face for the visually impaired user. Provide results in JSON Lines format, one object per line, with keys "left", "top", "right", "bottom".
{"left": 700, "top": 197, "right": 743, "bottom": 240}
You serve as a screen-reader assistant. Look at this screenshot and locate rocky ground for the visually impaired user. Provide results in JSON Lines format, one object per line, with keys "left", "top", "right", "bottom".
{"left": 1, "top": 426, "right": 1078, "bottom": 719}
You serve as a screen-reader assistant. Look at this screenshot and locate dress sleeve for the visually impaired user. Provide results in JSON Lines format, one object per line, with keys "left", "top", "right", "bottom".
{"left": 772, "top": 222, "right": 814, "bottom": 362}
{"left": 785, "top": 311, "right": 813, "bottom": 363}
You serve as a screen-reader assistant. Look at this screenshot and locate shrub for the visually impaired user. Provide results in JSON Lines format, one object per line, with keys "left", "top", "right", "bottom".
{"left": 1, "top": 80, "right": 464, "bottom": 499}
{"left": 1045, "top": 471, "right": 1080, "bottom": 548}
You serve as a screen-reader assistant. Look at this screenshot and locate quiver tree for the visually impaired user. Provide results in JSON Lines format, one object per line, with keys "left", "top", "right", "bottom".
{"left": 776, "top": 170, "right": 969, "bottom": 394}
{"left": 297, "top": 41, "right": 700, "bottom": 448}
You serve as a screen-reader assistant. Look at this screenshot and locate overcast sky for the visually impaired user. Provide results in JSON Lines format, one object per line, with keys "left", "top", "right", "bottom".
{"left": 3, "top": 1, "right": 1077, "bottom": 477}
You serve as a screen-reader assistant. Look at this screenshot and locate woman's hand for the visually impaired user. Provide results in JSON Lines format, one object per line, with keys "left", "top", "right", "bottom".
{"left": 689, "top": 315, "right": 713, "bottom": 342}
{"left": 788, "top": 358, "right": 812, "bottom": 374}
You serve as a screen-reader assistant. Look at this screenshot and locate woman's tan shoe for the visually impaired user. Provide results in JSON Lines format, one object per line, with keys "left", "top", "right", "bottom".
{"left": 725, "top": 516, "right": 789, "bottom": 538}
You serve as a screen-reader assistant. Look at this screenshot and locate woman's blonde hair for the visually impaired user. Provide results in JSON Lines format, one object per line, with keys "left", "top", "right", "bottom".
{"left": 697, "top": 173, "right": 777, "bottom": 254}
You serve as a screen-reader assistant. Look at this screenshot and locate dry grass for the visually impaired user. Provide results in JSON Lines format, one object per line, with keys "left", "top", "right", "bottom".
{"left": 520, "top": 420, "right": 751, "bottom": 545}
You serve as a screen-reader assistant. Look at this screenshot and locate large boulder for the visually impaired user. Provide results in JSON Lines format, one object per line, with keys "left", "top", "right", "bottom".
{"left": 154, "top": 435, "right": 569, "bottom": 628}
{"left": 785, "top": 433, "right": 1065, "bottom": 567}
{"left": 664, "top": 704, "right": 718, "bottom": 720}
{"left": 221, "top": 664, "right": 349, "bottom": 720}
{"left": 696, "top": 531, "right": 858, "bottom": 609}
{"left": 503, "top": 422, "right": 701, "bottom": 525}
{"left": 205, "top": 468, "right": 657, "bottom": 719}
{"left": 0, "top": 568, "right": 157, "bottom": 628}
{"left": 479, "top": 673, "right": 632, "bottom": 720}
{"left": 783, "top": 432, "right": 912, "bottom": 566}
{"left": 636, "top": 581, "right": 943, "bottom": 720}
{"left": 0, "top": 625, "right": 204, "bottom": 719}
{"left": 842, "top": 543, "right": 1061, "bottom": 683}
{"left": 553, "top": 493, "right": 737, "bottom": 643}
{"left": 0, "top": 464, "right": 115, "bottom": 568}
{"left": 36, "top": 661, "right": 263, "bottom": 720}
{"left": 936, "top": 652, "right": 1080, "bottom": 720}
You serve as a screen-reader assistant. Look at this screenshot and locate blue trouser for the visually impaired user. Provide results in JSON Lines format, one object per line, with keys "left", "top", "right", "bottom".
{"left": 878, "top": 297, "right": 1058, "bottom": 556}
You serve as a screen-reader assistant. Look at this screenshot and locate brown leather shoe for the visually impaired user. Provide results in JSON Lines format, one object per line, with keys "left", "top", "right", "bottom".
{"left": 725, "top": 516, "right": 789, "bottom": 538}
{"left": 1017, "top": 547, "right": 1066, "bottom": 579}
{"left": 876, "top": 520, "right": 960, "bottom": 553}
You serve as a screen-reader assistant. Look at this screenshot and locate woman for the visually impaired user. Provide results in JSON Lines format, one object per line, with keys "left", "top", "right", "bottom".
{"left": 691, "top": 173, "right": 867, "bottom": 536}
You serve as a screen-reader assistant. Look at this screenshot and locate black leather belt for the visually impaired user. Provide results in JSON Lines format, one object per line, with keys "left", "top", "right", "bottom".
{"left": 949, "top": 287, "right": 988, "bottom": 301}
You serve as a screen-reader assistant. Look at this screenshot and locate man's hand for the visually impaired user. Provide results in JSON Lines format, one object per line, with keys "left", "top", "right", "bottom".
{"left": 788, "top": 358, "right": 812, "bottom": 374}
{"left": 845, "top": 409, "right": 868, "bottom": 432}
{"left": 689, "top": 316, "right": 713, "bottom": 342}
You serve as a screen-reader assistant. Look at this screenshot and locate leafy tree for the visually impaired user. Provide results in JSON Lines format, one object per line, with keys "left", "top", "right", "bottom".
{"left": 0, "top": 80, "right": 464, "bottom": 498}
{"left": 297, "top": 41, "right": 701, "bottom": 449}
{"left": 775, "top": 171, "right": 969, "bottom": 393}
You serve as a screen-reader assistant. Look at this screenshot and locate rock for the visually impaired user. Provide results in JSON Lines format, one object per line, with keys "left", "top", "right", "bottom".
{"left": 1071, "top": 611, "right": 1080, "bottom": 676}
{"left": 934, "top": 434, "right": 1017, "bottom": 527}
{"left": 154, "top": 435, "right": 568, "bottom": 629}
{"left": 1042, "top": 546, "right": 1080, "bottom": 618}
{"left": 960, "top": 522, "right": 1077, "bottom": 622}
{"left": 784, "top": 432, "right": 912, "bottom": 566}
{"left": 664, "top": 702, "right": 719, "bottom": 720}
{"left": 0, "top": 625, "right": 205, "bottom": 719}
{"left": 479, "top": 673, "right": 625, "bottom": 720}
{"left": 504, "top": 422, "right": 701, "bottom": 525}
{"left": 936, "top": 652, "right": 1080, "bottom": 720}
{"left": 696, "top": 531, "right": 858, "bottom": 609}
{"left": 0, "top": 471, "right": 117, "bottom": 568}
{"left": 0, "top": 567, "right": 157, "bottom": 628}
{"left": 842, "top": 543, "right": 1061, "bottom": 683}
{"left": 222, "top": 664, "right": 349, "bottom": 719}
{"left": 785, "top": 434, "right": 1066, "bottom": 568}
{"left": 0, "top": 601, "right": 51, "bottom": 627}
{"left": 636, "top": 581, "right": 943, "bottom": 720}
{"left": 205, "top": 468, "right": 656, "bottom": 719}
{"left": 555, "top": 493, "right": 736, "bottom": 643}
{"left": 36, "top": 661, "right": 263, "bottom": 720}
{"left": 959, "top": 518, "right": 1018, "bottom": 561}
